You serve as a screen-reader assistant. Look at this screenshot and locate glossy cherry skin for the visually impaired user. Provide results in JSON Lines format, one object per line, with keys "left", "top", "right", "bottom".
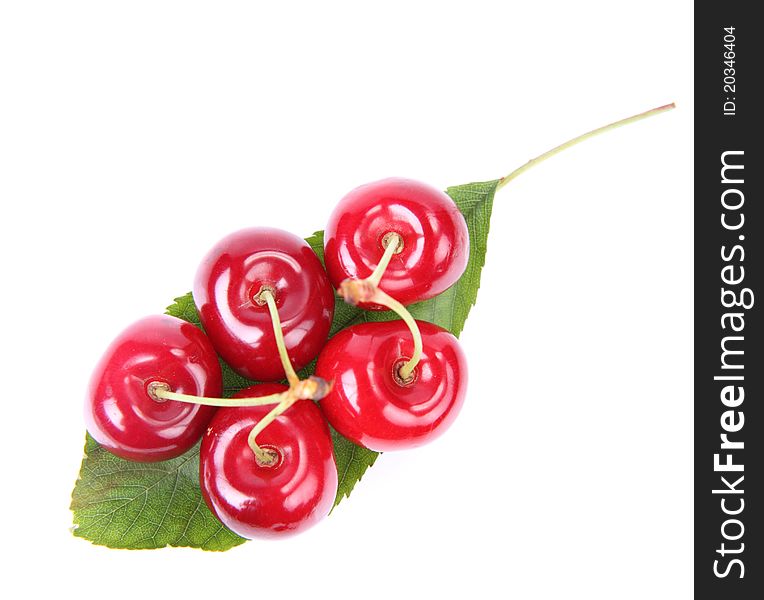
{"left": 314, "top": 320, "right": 468, "bottom": 451}
{"left": 193, "top": 227, "right": 335, "bottom": 381}
{"left": 200, "top": 383, "right": 338, "bottom": 539}
{"left": 324, "top": 178, "right": 469, "bottom": 309}
{"left": 85, "top": 315, "right": 222, "bottom": 462}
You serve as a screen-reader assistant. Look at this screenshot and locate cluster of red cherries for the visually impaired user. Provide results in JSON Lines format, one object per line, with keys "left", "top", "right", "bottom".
{"left": 85, "top": 178, "right": 470, "bottom": 539}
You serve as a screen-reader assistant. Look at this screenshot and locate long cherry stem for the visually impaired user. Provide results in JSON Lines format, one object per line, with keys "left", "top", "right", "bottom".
{"left": 259, "top": 289, "right": 300, "bottom": 386}
{"left": 496, "top": 102, "right": 676, "bottom": 191}
{"left": 243, "top": 288, "right": 302, "bottom": 462}
{"left": 149, "top": 377, "right": 330, "bottom": 409}
{"left": 337, "top": 233, "right": 423, "bottom": 380}
{"left": 153, "top": 385, "right": 282, "bottom": 407}
{"left": 369, "top": 288, "right": 422, "bottom": 381}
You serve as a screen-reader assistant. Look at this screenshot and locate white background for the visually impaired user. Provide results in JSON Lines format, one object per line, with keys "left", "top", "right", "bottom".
{"left": 0, "top": 2, "right": 692, "bottom": 598}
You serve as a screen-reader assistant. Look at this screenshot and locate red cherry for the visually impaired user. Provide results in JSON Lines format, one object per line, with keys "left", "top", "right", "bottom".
{"left": 323, "top": 178, "right": 469, "bottom": 309}
{"left": 85, "top": 315, "right": 222, "bottom": 462}
{"left": 200, "top": 383, "right": 338, "bottom": 539}
{"left": 193, "top": 227, "right": 335, "bottom": 381}
{"left": 314, "top": 320, "right": 468, "bottom": 451}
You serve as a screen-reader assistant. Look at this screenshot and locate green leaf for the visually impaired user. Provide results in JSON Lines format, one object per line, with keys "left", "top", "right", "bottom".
{"left": 71, "top": 179, "right": 499, "bottom": 549}
{"left": 71, "top": 434, "right": 245, "bottom": 551}
{"left": 330, "top": 429, "right": 380, "bottom": 507}
{"left": 409, "top": 181, "right": 498, "bottom": 336}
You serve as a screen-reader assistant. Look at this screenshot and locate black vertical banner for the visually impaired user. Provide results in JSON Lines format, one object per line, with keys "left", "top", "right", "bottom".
{"left": 695, "top": 4, "right": 762, "bottom": 598}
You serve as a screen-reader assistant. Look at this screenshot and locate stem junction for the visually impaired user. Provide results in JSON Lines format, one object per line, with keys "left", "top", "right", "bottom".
{"left": 338, "top": 232, "right": 423, "bottom": 382}
{"left": 150, "top": 286, "right": 333, "bottom": 465}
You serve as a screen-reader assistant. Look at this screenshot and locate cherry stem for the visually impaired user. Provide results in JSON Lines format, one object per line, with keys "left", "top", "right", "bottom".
{"left": 149, "top": 377, "right": 331, "bottom": 409}
{"left": 258, "top": 288, "right": 300, "bottom": 387}
{"left": 336, "top": 231, "right": 422, "bottom": 380}
{"left": 496, "top": 102, "right": 676, "bottom": 191}
{"left": 247, "top": 397, "right": 289, "bottom": 465}
{"left": 246, "top": 377, "right": 331, "bottom": 464}
{"left": 368, "top": 288, "right": 422, "bottom": 381}
{"left": 367, "top": 233, "right": 401, "bottom": 287}
{"left": 153, "top": 385, "right": 282, "bottom": 407}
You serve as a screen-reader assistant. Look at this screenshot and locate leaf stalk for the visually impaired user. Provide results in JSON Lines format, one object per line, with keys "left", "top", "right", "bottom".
{"left": 496, "top": 102, "right": 676, "bottom": 191}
